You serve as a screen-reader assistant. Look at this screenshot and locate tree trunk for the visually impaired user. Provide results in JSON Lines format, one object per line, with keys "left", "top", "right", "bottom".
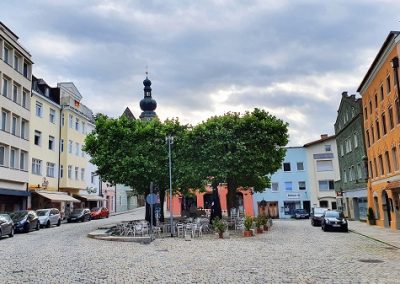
{"left": 210, "top": 180, "right": 222, "bottom": 224}
{"left": 159, "top": 189, "right": 165, "bottom": 222}
{"left": 226, "top": 178, "right": 237, "bottom": 217}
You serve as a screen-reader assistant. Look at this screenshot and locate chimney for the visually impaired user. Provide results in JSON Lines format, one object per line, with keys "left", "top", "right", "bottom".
{"left": 320, "top": 134, "right": 328, "bottom": 139}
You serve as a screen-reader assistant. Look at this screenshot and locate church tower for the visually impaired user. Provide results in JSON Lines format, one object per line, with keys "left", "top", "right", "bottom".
{"left": 139, "top": 75, "right": 157, "bottom": 121}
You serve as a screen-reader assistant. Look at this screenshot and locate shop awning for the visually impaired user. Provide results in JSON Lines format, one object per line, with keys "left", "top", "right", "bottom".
{"left": 34, "top": 191, "right": 80, "bottom": 203}
{"left": 76, "top": 194, "right": 106, "bottom": 201}
{"left": 0, "top": 188, "right": 31, "bottom": 197}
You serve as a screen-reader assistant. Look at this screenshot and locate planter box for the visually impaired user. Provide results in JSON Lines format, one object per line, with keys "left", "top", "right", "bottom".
{"left": 256, "top": 228, "right": 263, "bottom": 234}
{"left": 243, "top": 230, "right": 253, "bottom": 237}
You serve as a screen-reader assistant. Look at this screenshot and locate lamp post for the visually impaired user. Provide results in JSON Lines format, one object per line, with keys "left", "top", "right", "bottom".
{"left": 166, "top": 134, "right": 174, "bottom": 237}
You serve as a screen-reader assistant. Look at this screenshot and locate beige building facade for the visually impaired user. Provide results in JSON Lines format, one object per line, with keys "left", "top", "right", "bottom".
{"left": 0, "top": 22, "right": 33, "bottom": 212}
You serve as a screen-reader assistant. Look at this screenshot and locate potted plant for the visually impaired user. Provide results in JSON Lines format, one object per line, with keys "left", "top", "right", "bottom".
{"left": 243, "top": 215, "right": 254, "bottom": 237}
{"left": 367, "top": 207, "right": 376, "bottom": 225}
{"left": 255, "top": 215, "right": 264, "bottom": 234}
{"left": 260, "top": 215, "right": 268, "bottom": 231}
{"left": 212, "top": 217, "right": 227, "bottom": 238}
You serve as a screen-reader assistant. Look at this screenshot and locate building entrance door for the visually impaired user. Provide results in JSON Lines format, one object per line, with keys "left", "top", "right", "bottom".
{"left": 303, "top": 201, "right": 311, "bottom": 213}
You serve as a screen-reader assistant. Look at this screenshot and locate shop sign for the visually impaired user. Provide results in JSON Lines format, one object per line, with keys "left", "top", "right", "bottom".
{"left": 287, "top": 193, "right": 300, "bottom": 199}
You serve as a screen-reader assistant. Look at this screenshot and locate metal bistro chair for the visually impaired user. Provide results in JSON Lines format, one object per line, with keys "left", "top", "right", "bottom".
{"left": 176, "top": 223, "right": 185, "bottom": 237}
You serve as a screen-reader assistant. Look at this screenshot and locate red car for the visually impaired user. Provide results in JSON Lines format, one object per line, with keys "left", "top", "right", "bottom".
{"left": 90, "top": 207, "right": 109, "bottom": 219}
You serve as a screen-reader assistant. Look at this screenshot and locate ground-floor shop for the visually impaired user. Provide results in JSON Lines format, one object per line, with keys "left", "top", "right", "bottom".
{"left": 369, "top": 179, "right": 400, "bottom": 230}
{"left": 0, "top": 188, "right": 29, "bottom": 212}
{"left": 340, "top": 189, "right": 367, "bottom": 220}
{"left": 255, "top": 198, "right": 311, "bottom": 219}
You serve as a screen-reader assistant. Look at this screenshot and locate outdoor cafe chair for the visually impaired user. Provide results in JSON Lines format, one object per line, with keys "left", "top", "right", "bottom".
{"left": 176, "top": 223, "right": 185, "bottom": 237}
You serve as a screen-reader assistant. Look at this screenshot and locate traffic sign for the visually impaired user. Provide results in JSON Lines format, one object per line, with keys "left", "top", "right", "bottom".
{"left": 146, "top": 193, "right": 158, "bottom": 205}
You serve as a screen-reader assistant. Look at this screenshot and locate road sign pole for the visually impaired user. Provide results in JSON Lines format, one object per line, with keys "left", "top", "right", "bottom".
{"left": 150, "top": 182, "right": 153, "bottom": 239}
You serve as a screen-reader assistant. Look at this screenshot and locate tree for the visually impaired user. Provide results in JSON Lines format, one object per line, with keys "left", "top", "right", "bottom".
{"left": 83, "top": 114, "right": 187, "bottom": 222}
{"left": 182, "top": 108, "right": 288, "bottom": 215}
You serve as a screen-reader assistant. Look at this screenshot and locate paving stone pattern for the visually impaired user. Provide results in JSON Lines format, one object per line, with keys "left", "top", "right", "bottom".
{"left": 0, "top": 208, "right": 399, "bottom": 283}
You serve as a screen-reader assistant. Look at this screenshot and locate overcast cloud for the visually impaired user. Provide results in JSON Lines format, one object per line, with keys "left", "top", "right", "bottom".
{"left": 1, "top": 0, "right": 400, "bottom": 145}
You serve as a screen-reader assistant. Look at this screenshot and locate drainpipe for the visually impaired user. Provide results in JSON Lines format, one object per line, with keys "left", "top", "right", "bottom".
{"left": 57, "top": 108, "right": 62, "bottom": 192}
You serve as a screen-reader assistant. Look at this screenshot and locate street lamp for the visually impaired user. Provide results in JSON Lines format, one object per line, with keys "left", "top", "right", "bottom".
{"left": 166, "top": 134, "right": 174, "bottom": 237}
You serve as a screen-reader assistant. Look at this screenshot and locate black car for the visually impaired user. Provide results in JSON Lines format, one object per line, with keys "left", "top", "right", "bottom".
{"left": 321, "top": 210, "right": 348, "bottom": 232}
{"left": 0, "top": 214, "right": 14, "bottom": 238}
{"left": 310, "top": 207, "right": 328, "bottom": 226}
{"left": 293, "top": 209, "right": 309, "bottom": 219}
{"left": 67, "top": 208, "right": 91, "bottom": 223}
{"left": 9, "top": 210, "right": 40, "bottom": 233}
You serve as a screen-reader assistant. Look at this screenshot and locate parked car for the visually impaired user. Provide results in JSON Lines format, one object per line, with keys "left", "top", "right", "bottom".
{"left": 321, "top": 210, "right": 348, "bottom": 232}
{"left": 36, "top": 208, "right": 62, "bottom": 228}
{"left": 90, "top": 207, "right": 109, "bottom": 219}
{"left": 9, "top": 210, "right": 40, "bottom": 233}
{"left": 0, "top": 214, "right": 14, "bottom": 238}
{"left": 67, "top": 208, "right": 91, "bottom": 223}
{"left": 310, "top": 207, "right": 328, "bottom": 226}
{"left": 293, "top": 209, "right": 309, "bottom": 219}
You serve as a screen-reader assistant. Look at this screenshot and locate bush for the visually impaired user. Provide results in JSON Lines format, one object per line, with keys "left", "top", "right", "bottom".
{"left": 212, "top": 217, "right": 227, "bottom": 233}
{"left": 255, "top": 215, "right": 264, "bottom": 228}
{"left": 244, "top": 216, "right": 253, "bottom": 231}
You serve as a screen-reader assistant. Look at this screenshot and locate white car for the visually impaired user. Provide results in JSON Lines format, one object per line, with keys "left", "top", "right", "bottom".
{"left": 36, "top": 208, "right": 62, "bottom": 228}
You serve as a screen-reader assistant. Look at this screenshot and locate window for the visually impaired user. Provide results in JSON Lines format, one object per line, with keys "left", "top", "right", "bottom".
{"left": 60, "top": 139, "right": 64, "bottom": 152}
{"left": 75, "top": 118, "right": 79, "bottom": 131}
{"left": 271, "top": 183, "right": 279, "bottom": 192}
{"left": 357, "top": 163, "right": 362, "bottom": 179}
{"left": 369, "top": 161, "right": 373, "bottom": 178}
{"left": 75, "top": 142, "right": 79, "bottom": 156}
{"left": 298, "top": 181, "right": 306, "bottom": 190}
{"left": 32, "top": 159, "right": 42, "bottom": 175}
{"left": 296, "top": 162, "right": 304, "bottom": 171}
{"left": 68, "top": 165, "right": 72, "bottom": 179}
{"left": 283, "top": 162, "right": 291, "bottom": 172}
{"left": 0, "top": 145, "right": 4, "bottom": 165}
{"left": 35, "top": 101, "right": 43, "bottom": 117}
{"left": 69, "top": 114, "right": 73, "bottom": 128}
{"left": 396, "top": 99, "right": 400, "bottom": 124}
{"left": 81, "top": 168, "right": 85, "bottom": 181}
{"left": 82, "top": 122, "right": 85, "bottom": 134}
{"left": 68, "top": 140, "right": 73, "bottom": 153}
{"left": 20, "top": 151, "right": 26, "bottom": 170}
{"left": 34, "top": 130, "right": 41, "bottom": 146}
{"left": 22, "top": 91, "right": 28, "bottom": 108}
{"left": 12, "top": 84, "right": 18, "bottom": 103}
{"left": 318, "top": 180, "right": 334, "bottom": 191}
{"left": 48, "top": 136, "right": 55, "bottom": 151}
{"left": 345, "top": 138, "right": 352, "bottom": 153}
{"left": 284, "top": 182, "right": 292, "bottom": 191}
{"left": 2, "top": 78, "right": 9, "bottom": 97}
{"left": 316, "top": 160, "right": 333, "bottom": 171}
{"left": 91, "top": 172, "right": 95, "bottom": 183}
{"left": 376, "top": 120, "right": 380, "bottom": 140}
{"left": 49, "top": 109, "right": 56, "bottom": 123}
{"left": 364, "top": 107, "right": 368, "bottom": 119}
{"left": 369, "top": 100, "right": 372, "bottom": 114}
{"left": 386, "top": 75, "right": 391, "bottom": 94}
{"left": 382, "top": 112, "right": 387, "bottom": 135}
{"left": 46, "top": 162, "right": 55, "bottom": 178}
{"left": 14, "top": 55, "right": 19, "bottom": 71}
{"left": 374, "top": 157, "right": 378, "bottom": 177}
{"left": 366, "top": 130, "right": 370, "bottom": 148}
{"left": 378, "top": 155, "right": 384, "bottom": 176}
{"left": 385, "top": 151, "right": 391, "bottom": 174}
{"left": 81, "top": 146, "right": 84, "bottom": 157}
{"left": 1, "top": 110, "right": 8, "bottom": 131}
{"left": 11, "top": 116, "right": 17, "bottom": 136}
{"left": 353, "top": 133, "right": 358, "bottom": 148}
{"left": 23, "top": 63, "right": 28, "bottom": 78}
{"left": 371, "top": 124, "right": 375, "bottom": 143}
{"left": 340, "top": 144, "right": 344, "bottom": 156}
{"left": 349, "top": 166, "right": 354, "bottom": 181}
{"left": 61, "top": 113, "right": 65, "bottom": 127}
{"left": 343, "top": 170, "right": 347, "bottom": 183}
{"left": 374, "top": 93, "right": 378, "bottom": 107}
{"left": 324, "top": 145, "right": 331, "bottom": 152}
{"left": 389, "top": 107, "right": 394, "bottom": 130}
{"left": 10, "top": 148, "right": 17, "bottom": 169}
{"left": 75, "top": 167, "right": 79, "bottom": 180}
{"left": 380, "top": 85, "right": 384, "bottom": 101}
{"left": 60, "top": 165, "right": 64, "bottom": 178}
{"left": 3, "top": 46, "right": 9, "bottom": 64}
{"left": 319, "top": 201, "right": 329, "bottom": 208}
{"left": 392, "top": 147, "right": 399, "bottom": 171}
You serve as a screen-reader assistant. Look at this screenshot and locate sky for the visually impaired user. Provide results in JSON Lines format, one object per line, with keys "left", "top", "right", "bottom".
{"left": 2, "top": 0, "right": 400, "bottom": 146}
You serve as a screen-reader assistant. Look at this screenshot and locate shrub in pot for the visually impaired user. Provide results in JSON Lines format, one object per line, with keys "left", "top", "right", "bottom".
{"left": 243, "top": 215, "right": 254, "bottom": 237}
{"left": 212, "top": 217, "right": 227, "bottom": 238}
{"left": 255, "top": 215, "right": 264, "bottom": 234}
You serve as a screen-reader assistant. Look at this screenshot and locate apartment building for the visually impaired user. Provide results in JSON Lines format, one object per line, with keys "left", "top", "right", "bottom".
{"left": 334, "top": 92, "right": 368, "bottom": 220}
{"left": 0, "top": 22, "right": 33, "bottom": 212}
{"left": 357, "top": 31, "right": 400, "bottom": 230}
{"left": 304, "top": 135, "right": 340, "bottom": 210}
{"left": 253, "top": 147, "right": 311, "bottom": 218}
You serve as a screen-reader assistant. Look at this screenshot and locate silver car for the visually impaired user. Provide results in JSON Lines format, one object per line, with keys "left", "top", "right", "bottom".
{"left": 36, "top": 208, "right": 62, "bottom": 228}
{"left": 0, "top": 214, "right": 14, "bottom": 238}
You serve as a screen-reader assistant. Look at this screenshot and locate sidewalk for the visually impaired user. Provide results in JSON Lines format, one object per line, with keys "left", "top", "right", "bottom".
{"left": 349, "top": 220, "right": 400, "bottom": 248}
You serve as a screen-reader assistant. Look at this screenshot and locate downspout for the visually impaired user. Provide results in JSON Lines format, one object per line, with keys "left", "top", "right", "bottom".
{"left": 391, "top": 57, "right": 400, "bottom": 116}
{"left": 58, "top": 108, "right": 62, "bottom": 192}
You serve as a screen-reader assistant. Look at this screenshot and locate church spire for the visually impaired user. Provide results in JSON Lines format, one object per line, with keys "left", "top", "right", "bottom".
{"left": 139, "top": 72, "right": 157, "bottom": 120}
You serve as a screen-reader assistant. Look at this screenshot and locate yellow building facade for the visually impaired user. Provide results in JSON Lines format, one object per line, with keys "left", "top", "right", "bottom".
{"left": 358, "top": 31, "right": 400, "bottom": 230}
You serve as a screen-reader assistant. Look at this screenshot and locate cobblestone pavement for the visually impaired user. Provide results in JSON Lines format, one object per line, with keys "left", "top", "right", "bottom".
{"left": 1, "top": 208, "right": 400, "bottom": 284}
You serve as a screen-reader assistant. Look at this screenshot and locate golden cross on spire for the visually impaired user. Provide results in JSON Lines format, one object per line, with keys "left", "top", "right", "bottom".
{"left": 145, "top": 65, "right": 149, "bottom": 77}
